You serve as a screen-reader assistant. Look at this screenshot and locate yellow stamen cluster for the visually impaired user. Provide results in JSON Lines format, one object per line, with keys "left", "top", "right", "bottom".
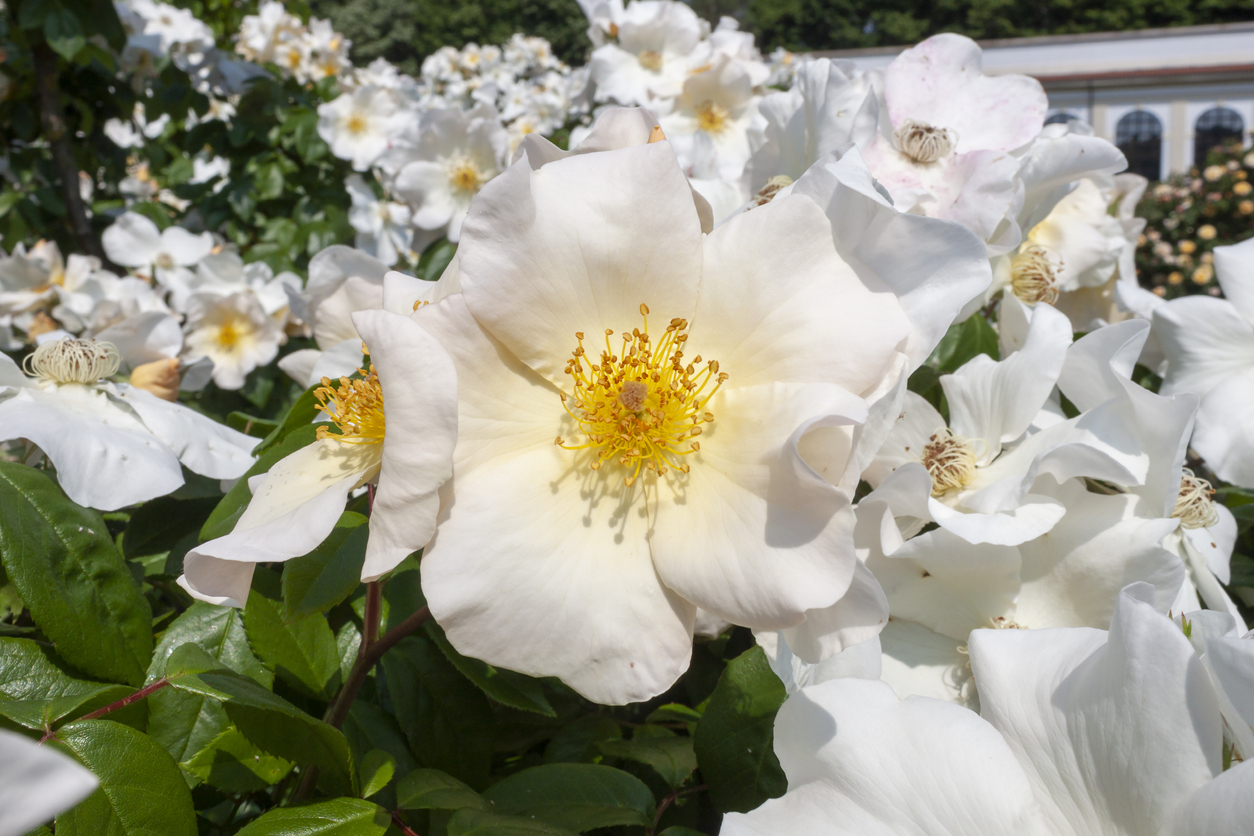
{"left": 638, "top": 50, "right": 664, "bottom": 72}
{"left": 315, "top": 366, "right": 385, "bottom": 444}
{"left": 894, "top": 120, "right": 957, "bottom": 164}
{"left": 921, "top": 429, "right": 977, "bottom": 496}
{"left": 447, "top": 158, "right": 484, "bottom": 193}
{"left": 556, "top": 303, "right": 728, "bottom": 487}
{"left": 754, "top": 175, "right": 794, "bottom": 207}
{"left": 1011, "top": 245, "right": 1061, "bottom": 305}
{"left": 695, "top": 100, "right": 731, "bottom": 134}
{"left": 1173, "top": 468, "right": 1219, "bottom": 529}
{"left": 346, "top": 114, "right": 368, "bottom": 135}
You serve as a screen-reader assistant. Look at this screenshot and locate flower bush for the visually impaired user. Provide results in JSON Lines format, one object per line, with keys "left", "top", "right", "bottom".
{"left": 1, "top": 2, "right": 1253, "bottom": 835}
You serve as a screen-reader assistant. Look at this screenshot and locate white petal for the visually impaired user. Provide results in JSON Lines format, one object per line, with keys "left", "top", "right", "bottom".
{"left": 112, "top": 385, "right": 258, "bottom": 479}
{"left": 878, "top": 618, "right": 976, "bottom": 704}
{"left": 1057, "top": 318, "right": 1149, "bottom": 413}
{"left": 721, "top": 678, "right": 1047, "bottom": 836}
{"left": 1203, "top": 636, "right": 1254, "bottom": 761}
{"left": 458, "top": 143, "right": 703, "bottom": 386}
{"left": 1164, "top": 761, "right": 1254, "bottom": 836}
{"left": 352, "top": 310, "right": 458, "bottom": 579}
{"left": 969, "top": 585, "right": 1223, "bottom": 835}
{"left": 929, "top": 493, "right": 1065, "bottom": 546}
{"left": 160, "top": 227, "right": 214, "bottom": 266}
{"left": 178, "top": 555, "right": 256, "bottom": 609}
{"left": 1192, "top": 368, "right": 1254, "bottom": 489}
{"left": 1212, "top": 236, "right": 1254, "bottom": 322}
{"left": 304, "top": 245, "right": 389, "bottom": 314}
{"left": 393, "top": 162, "right": 459, "bottom": 231}
{"left": 862, "top": 390, "right": 945, "bottom": 488}
{"left": 0, "top": 386, "right": 183, "bottom": 510}
{"left": 101, "top": 212, "right": 161, "bottom": 267}
{"left": 277, "top": 348, "right": 323, "bottom": 388}
{"left": 778, "top": 560, "right": 888, "bottom": 663}
{"left": 1155, "top": 296, "right": 1254, "bottom": 399}
{"left": 313, "top": 274, "right": 383, "bottom": 349}
{"left": 94, "top": 311, "right": 183, "bottom": 368}
{"left": 0, "top": 728, "right": 99, "bottom": 836}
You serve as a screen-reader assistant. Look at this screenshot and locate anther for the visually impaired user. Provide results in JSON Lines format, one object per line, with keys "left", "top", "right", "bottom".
{"left": 24, "top": 338, "right": 121, "bottom": 385}
{"left": 893, "top": 120, "right": 957, "bottom": 164}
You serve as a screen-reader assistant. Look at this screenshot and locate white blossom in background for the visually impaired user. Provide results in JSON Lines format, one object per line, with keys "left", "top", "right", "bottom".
{"left": 0, "top": 338, "right": 256, "bottom": 509}
{"left": 182, "top": 291, "right": 284, "bottom": 390}
{"left": 388, "top": 104, "right": 510, "bottom": 242}
{"left": 317, "top": 86, "right": 410, "bottom": 172}
{"left": 346, "top": 175, "right": 413, "bottom": 267}
{"left": 585, "top": 0, "right": 708, "bottom": 106}
{"left": 102, "top": 211, "right": 214, "bottom": 293}
{"left": 658, "top": 56, "right": 766, "bottom": 183}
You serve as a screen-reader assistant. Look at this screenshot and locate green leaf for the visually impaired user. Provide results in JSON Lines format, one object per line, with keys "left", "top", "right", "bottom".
{"left": 283, "top": 513, "right": 369, "bottom": 619}
{"left": 163, "top": 643, "right": 356, "bottom": 796}
{"left": 693, "top": 646, "right": 787, "bottom": 814}
{"left": 0, "top": 637, "right": 131, "bottom": 730}
{"left": 226, "top": 411, "right": 280, "bottom": 438}
{"left": 543, "top": 716, "right": 622, "bottom": 764}
{"left": 417, "top": 238, "right": 457, "bottom": 282}
{"left": 1228, "top": 552, "right": 1254, "bottom": 586}
{"left": 447, "top": 810, "right": 578, "bottom": 836}
{"left": 658, "top": 828, "right": 706, "bottom": 836}
{"left": 482, "top": 763, "right": 655, "bottom": 831}
{"left": 359, "top": 749, "right": 395, "bottom": 798}
{"left": 255, "top": 384, "right": 324, "bottom": 456}
{"left": 646, "top": 703, "right": 703, "bottom": 726}
{"left": 424, "top": 621, "right": 555, "bottom": 717}
{"left": 201, "top": 423, "right": 319, "bottom": 540}
{"left": 396, "top": 768, "right": 489, "bottom": 812}
{"left": 145, "top": 603, "right": 271, "bottom": 767}
{"left": 932, "top": 313, "right": 1000, "bottom": 374}
{"left": 243, "top": 592, "right": 341, "bottom": 699}
{"left": 0, "top": 463, "right": 152, "bottom": 686}
{"left": 123, "top": 497, "right": 219, "bottom": 560}
{"left": 597, "top": 731, "right": 697, "bottom": 788}
{"left": 381, "top": 637, "right": 494, "bottom": 789}
{"left": 43, "top": 3, "right": 86, "bottom": 61}
{"left": 181, "top": 726, "right": 293, "bottom": 792}
{"left": 343, "top": 701, "right": 418, "bottom": 811}
{"left": 234, "top": 798, "right": 390, "bottom": 836}
{"left": 53, "top": 719, "right": 197, "bottom": 836}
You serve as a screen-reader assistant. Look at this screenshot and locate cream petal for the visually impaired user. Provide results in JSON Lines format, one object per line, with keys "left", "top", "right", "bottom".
{"left": 649, "top": 382, "right": 865, "bottom": 630}
{"left": 102, "top": 212, "right": 162, "bottom": 268}
{"left": 723, "top": 678, "right": 1048, "bottom": 836}
{"left": 111, "top": 384, "right": 258, "bottom": 479}
{"left": 0, "top": 728, "right": 99, "bottom": 836}
{"left": 929, "top": 493, "right": 1065, "bottom": 546}
{"left": 1155, "top": 296, "right": 1254, "bottom": 399}
{"left": 1164, "top": 761, "right": 1254, "bottom": 836}
{"left": 862, "top": 390, "right": 945, "bottom": 488}
{"left": 692, "top": 193, "right": 910, "bottom": 395}
{"left": 352, "top": 310, "right": 457, "bottom": 580}
{"left": 393, "top": 161, "right": 459, "bottom": 230}
{"left": 1192, "top": 368, "right": 1254, "bottom": 489}
{"left": 1212, "top": 236, "right": 1254, "bottom": 322}
{"left": 178, "top": 554, "right": 257, "bottom": 609}
{"left": 778, "top": 560, "right": 888, "bottom": 663}
{"left": 313, "top": 274, "right": 383, "bottom": 349}
{"left": 969, "top": 585, "right": 1223, "bottom": 835}
{"left": 457, "top": 143, "right": 703, "bottom": 386}
{"left": 0, "top": 386, "right": 183, "bottom": 510}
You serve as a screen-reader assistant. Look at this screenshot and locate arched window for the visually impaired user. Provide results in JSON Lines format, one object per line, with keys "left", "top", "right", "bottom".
{"left": 1116, "top": 110, "right": 1162, "bottom": 180}
{"left": 1194, "top": 107, "right": 1245, "bottom": 165}
{"left": 1045, "top": 111, "right": 1078, "bottom": 125}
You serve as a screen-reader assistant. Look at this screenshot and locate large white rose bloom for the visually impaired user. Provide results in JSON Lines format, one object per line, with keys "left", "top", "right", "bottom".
{"left": 723, "top": 585, "right": 1254, "bottom": 836}
{"left": 179, "top": 310, "right": 458, "bottom": 607}
{"left": 1154, "top": 236, "right": 1254, "bottom": 488}
{"left": 0, "top": 338, "right": 257, "bottom": 510}
{"left": 410, "top": 129, "right": 988, "bottom": 705}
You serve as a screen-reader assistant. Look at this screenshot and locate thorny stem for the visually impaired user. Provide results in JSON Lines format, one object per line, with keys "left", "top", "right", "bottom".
{"left": 391, "top": 811, "right": 421, "bottom": 836}
{"left": 39, "top": 679, "right": 170, "bottom": 742}
{"left": 647, "top": 784, "right": 707, "bottom": 836}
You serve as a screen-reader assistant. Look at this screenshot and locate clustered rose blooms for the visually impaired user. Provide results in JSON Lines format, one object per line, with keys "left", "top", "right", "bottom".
{"left": 2, "top": 1, "right": 1253, "bottom": 833}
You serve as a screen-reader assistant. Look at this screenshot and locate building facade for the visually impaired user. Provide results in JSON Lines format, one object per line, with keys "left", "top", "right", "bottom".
{"left": 819, "top": 22, "right": 1254, "bottom": 181}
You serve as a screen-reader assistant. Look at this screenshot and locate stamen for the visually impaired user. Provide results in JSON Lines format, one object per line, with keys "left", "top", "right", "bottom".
{"left": 447, "top": 157, "right": 484, "bottom": 193}
{"left": 894, "top": 120, "right": 957, "bottom": 164}
{"left": 24, "top": 339, "right": 121, "bottom": 385}
{"left": 920, "top": 429, "right": 977, "bottom": 496}
{"left": 557, "top": 304, "right": 727, "bottom": 486}
{"left": 695, "top": 100, "right": 731, "bottom": 134}
{"left": 1011, "top": 245, "right": 1061, "bottom": 305}
{"left": 1173, "top": 468, "right": 1219, "bottom": 529}
{"left": 754, "top": 175, "right": 793, "bottom": 207}
{"left": 314, "top": 366, "right": 386, "bottom": 444}
{"left": 638, "top": 50, "right": 663, "bottom": 72}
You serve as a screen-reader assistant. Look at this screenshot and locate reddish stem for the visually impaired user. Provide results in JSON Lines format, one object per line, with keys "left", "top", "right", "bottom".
{"left": 391, "top": 811, "right": 421, "bottom": 836}
{"left": 40, "top": 679, "right": 170, "bottom": 742}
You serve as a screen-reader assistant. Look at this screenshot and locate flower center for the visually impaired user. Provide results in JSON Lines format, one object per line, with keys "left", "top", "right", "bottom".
{"left": 1011, "top": 245, "right": 1061, "bottom": 305}
{"left": 1173, "top": 468, "right": 1219, "bottom": 529}
{"left": 894, "top": 120, "right": 957, "bottom": 164}
{"left": 638, "top": 50, "right": 663, "bottom": 72}
{"left": 315, "top": 366, "right": 385, "bottom": 444}
{"left": 216, "top": 320, "right": 241, "bottom": 350}
{"left": 155, "top": 252, "right": 175, "bottom": 270}
{"left": 920, "top": 429, "right": 977, "bottom": 496}
{"left": 346, "top": 113, "right": 368, "bottom": 135}
{"left": 447, "top": 158, "right": 485, "bottom": 193}
{"left": 695, "top": 100, "right": 731, "bottom": 134}
{"left": 754, "top": 175, "right": 794, "bottom": 207}
{"left": 556, "top": 303, "right": 728, "bottom": 487}
{"left": 24, "top": 338, "right": 120, "bottom": 385}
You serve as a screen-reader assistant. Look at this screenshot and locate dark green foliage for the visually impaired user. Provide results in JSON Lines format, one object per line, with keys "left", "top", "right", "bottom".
{"left": 308, "top": 0, "right": 592, "bottom": 75}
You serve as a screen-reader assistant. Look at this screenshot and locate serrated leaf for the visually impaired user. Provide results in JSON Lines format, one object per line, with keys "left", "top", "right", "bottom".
{"left": 343, "top": 701, "right": 417, "bottom": 812}
{"left": 0, "top": 463, "right": 152, "bottom": 686}
{"left": 53, "top": 719, "right": 197, "bottom": 836}
{"left": 164, "top": 643, "right": 356, "bottom": 796}
{"left": 244, "top": 592, "right": 341, "bottom": 699}
{"left": 283, "top": 513, "right": 369, "bottom": 619}
{"left": 424, "top": 621, "right": 554, "bottom": 717}
{"left": 201, "top": 423, "right": 319, "bottom": 541}
{"left": 447, "top": 810, "right": 578, "bottom": 836}
{"left": 482, "top": 763, "right": 655, "bottom": 831}
{"left": 693, "top": 646, "right": 787, "bottom": 813}
{"left": 234, "top": 798, "right": 390, "bottom": 836}
{"left": 396, "top": 768, "right": 488, "bottom": 812}
{"left": 0, "top": 637, "right": 131, "bottom": 729}
{"left": 359, "top": 749, "right": 395, "bottom": 798}
{"left": 145, "top": 603, "right": 271, "bottom": 768}
{"left": 181, "top": 726, "right": 293, "bottom": 792}
{"left": 381, "top": 637, "right": 494, "bottom": 789}
{"left": 597, "top": 731, "right": 697, "bottom": 788}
